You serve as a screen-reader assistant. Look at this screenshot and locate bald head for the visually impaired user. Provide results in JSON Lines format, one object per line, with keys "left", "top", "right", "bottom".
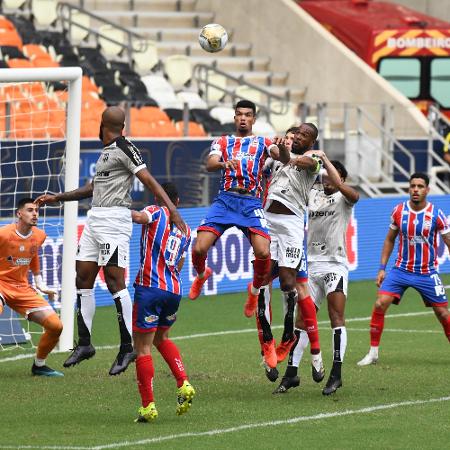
{"left": 99, "top": 106, "right": 125, "bottom": 143}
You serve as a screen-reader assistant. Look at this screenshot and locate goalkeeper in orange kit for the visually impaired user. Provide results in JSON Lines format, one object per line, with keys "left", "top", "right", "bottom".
{"left": 0, "top": 198, "right": 63, "bottom": 376}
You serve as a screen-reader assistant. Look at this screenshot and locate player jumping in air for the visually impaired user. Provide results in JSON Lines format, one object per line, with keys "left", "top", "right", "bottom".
{"left": 0, "top": 198, "right": 63, "bottom": 377}
{"left": 358, "top": 172, "right": 450, "bottom": 366}
{"left": 189, "top": 100, "right": 289, "bottom": 329}
{"left": 131, "top": 183, "right": 194, "bottom": 422}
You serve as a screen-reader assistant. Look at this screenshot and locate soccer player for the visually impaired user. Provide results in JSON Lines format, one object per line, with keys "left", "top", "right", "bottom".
{"left": 131, "top": 182, "right": 194, "bottom": 422}
{"left": 358, "top": 172, "right": 450, "bottom": 366}
{"left": 274, "top": 159, "right": 359, "bottom": 395}
{"left": 0, "top": 198, "right": 63, "bottom": 377}
{"left": 189, "top": 100, "right": 288, "bottom": 323}
{"left": 258, "top": 124, "right": 324, "bottom": 373}
{"left": 36, "top": 106, "right": 186, "bottom": 376}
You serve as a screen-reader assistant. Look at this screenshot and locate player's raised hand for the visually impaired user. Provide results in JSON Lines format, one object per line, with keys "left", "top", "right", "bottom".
{"left": 170, "top": 209, "right": 188, "bottom": 235}
{"left": 35, "top": 194, "right": 59, "bottom": 206}
{"left": 376, "top": 269, "right": 386, "bottom": 287}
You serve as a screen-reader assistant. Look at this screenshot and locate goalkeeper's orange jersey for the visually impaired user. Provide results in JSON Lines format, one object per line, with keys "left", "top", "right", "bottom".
{"left": 0, "top": 223, "right": 46, "bottom": 286}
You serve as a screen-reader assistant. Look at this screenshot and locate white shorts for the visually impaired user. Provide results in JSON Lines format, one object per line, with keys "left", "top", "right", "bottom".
{"left": 266, "top": 211, "right": 305, "bottom": 269}
{"left": 76, "top": 207, "right": 132, "bottom": 268}
{"left": 308, "top": 261, "right": 348, "bottom": 309}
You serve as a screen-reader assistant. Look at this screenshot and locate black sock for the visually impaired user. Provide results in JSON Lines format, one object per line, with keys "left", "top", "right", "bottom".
{"left": 284, "top": 328, "right": 301, "bottom": 378}
{"left": 281, "top": 289, "right": 297, "bottom": 342}
{"left": 257, "top": 287, "right": 273, "bottom": 342}
{"left": 113, "top": 297, "right": 133, "bottom": 353}
{"left": 76, "top": 293, "right": 91, "bottom": 346}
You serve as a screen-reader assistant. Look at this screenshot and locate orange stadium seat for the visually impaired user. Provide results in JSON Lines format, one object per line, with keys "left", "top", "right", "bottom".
{"left": 82, "top": 76, "right": 100, "bottom": 93}
{"left": 151, "top": 121, "right": 182, "bottom": 137}
{"left": 175, "top": 121, "right": 207, "bottom": 137}
{"left": 81, "top": 118, "right": 101, "bottom": 138}
{"left": 130, "top": 120, "right": 153, "bottom": 137}
{"left": 7, "top": 58, "right": 33, "bottom": 68}
{"left": 0, "top": 30, "right": 22, "bottom": 49}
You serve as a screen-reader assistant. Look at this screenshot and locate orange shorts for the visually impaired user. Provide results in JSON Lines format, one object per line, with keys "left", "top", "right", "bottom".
{"left": 0, "top": 279, "right": 52, "bottom": 318}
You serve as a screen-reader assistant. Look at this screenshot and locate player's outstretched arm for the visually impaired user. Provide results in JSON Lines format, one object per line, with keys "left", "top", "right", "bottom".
{"left": 135, "top": 169, "right": 187, "bottom": 234}
{"left": 376, "top": 228, "right": 398, "bottom": 287}
{"left": 206, "top": 154, "right": 238, "bottom": 172}
{"left": 131, "top": 210, "right": 151, "bottom": 224}
{"left": 35, "top": 181, "right": 94, "bottom": 205}
{"left": 320, "top": 153, "right": 360, "bottom": 204}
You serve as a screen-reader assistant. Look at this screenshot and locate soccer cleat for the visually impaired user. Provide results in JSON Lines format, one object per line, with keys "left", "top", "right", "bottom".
{"left": 272, "top": 376, "right": 300, "bottom": 394}
{"left": 189, "top": 267, "right": 213, "bottom": 300}
{"left": 31, "top": 363, "right": 64, "bottom": 377}
{"left": 311, "top": 352, "right": 325, "bottom": 383}
{"left": 244, "top": 283, "right": 258, "bottom": 318}
{"left": 176, "top": 380, "right": 196, "bottom": 416}
{"left": 262, "top": 339, "right": 277, "bottom": 369}
{"left": 357, "top": 352, "right": 378, "bottom": 366}
{"left": 322, "top": 374, "right": 343, "bottom": 396}
{"left": 135, "top": 402, "right": 158, "bottom": 423}
{"left": 63, "top": 343, "right": 96, "bottom": 368}
{"left": 262, "top": 358, "right": 279, "bottom": 382}
{"left": 109, "top": 350, "right": 137, "bottom": 376}
{"left": 275, "top": 337, "right": 297, "bottom": 363}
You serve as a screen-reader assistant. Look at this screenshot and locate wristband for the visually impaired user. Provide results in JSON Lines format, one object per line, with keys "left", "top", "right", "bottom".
{"left": 379, "top": 264, "right": 386, "bottom": 271}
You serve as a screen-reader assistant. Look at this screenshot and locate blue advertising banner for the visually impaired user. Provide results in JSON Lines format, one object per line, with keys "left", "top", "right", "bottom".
{"left": 4, "top": 194, "right": 449, "bottom": 308}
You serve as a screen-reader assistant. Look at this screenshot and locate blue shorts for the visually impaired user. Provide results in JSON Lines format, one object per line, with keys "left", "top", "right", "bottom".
{"left": 132, "top": 285, "right": 182, "bottom": 332}
{"left": 379, "top": 267, "right": 448, "bottom": 307}
{"left": 198, "top": 191, "right": 270, "bottom": 240}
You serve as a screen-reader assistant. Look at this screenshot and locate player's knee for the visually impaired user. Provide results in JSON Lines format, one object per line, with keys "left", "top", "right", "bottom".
{"left": 329, "top": 311, "right": 345, "bottom": 328}
{"left": 374, "top": 298, "right": 388, "bottom": 311}
{"left": 434, "top": 307, "right": 448, "bottom": 323}
{"left": 43, "top": 314, "right": 63, "bottom": 336}
{"left": 280, "top": 280, "right": 296, "bottom": 292}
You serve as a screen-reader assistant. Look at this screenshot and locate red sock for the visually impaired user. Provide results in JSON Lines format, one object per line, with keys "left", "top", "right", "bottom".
{"left": 192, "top": 250, "right": 207, "bottom": 276}
{"left": 370, "top": 307, "right": 385, "bottom": 346}
{"left": 298, "top": 296, "right": 320, "bottom": 353}
{"left": 253, "top": 256, "right": 271, "bottom": 289}
{"left": 441, "top": 315, "right": 450, "bottom": 342}
{"left": 156, "top": 339, "right": 188, "bottom": 388}
{"left": 136, "top": 355, "right": 154, "bottom": 407}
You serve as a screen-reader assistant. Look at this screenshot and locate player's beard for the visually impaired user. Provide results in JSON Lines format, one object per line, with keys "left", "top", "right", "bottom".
{"left": 292, "top": 142, "right": 308, "bottom": 155}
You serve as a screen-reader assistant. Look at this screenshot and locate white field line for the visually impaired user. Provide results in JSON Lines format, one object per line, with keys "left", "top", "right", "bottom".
{"left": 0, "top": 395, "right": 449, "bottom": 450}
{"left": 0, "top": 310, "right": 434, "bottom": 364}
{"left": 349, "top": 328, "right": 440, "bottom": 334}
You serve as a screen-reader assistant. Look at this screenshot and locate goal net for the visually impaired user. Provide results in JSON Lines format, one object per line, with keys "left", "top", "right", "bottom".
{"left": 0, "top": 67, "right": 81, "bottom": 353}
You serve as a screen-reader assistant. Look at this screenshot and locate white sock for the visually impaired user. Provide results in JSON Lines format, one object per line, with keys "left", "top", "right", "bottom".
{"left": 332, "top": 326, "right": 347, "bottom": 363}
{"left": 250, "top": 285, "right": 259, "bottom": 295}
{"left": 260, "top": 284, "right": 271, "bottom": 324}
{"left": 369, "top": 345, "right": 379, "bottom": 357}
{"left": 291, "top": 328, "right": 309, "bottom": 367}
{"left": 77, "top": 288, "right": 95, "bottom": 334}
{"left": 34, "top": 358, "right": 45, "bottom": 367}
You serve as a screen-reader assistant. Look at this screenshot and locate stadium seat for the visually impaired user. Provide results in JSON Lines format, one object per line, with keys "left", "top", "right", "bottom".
{"left": 252, "top": 119, "right": 276, "bottom": 137}
{"left": 132, "top": 39, "right": 159, "bottom": 75}
{"left": 210, "top": 106, "right": 235, "bottom": 125}
{"left": 2, "top": 0, "right": 27, "bottom": 8}
{"left": 269, "top": 101, "right": 298, "bottom": 133}
{"left": 68, "top": 11, "right": 91, "bottom": 45}
{"left": 177, "top": 91, "right": 208, "bottom": 110}
{"left": 81, "top": 118, "right": 100, "bottom": 138}
{"left": 150, "top": 121, "right": 182, "bottom": 137}
{"left": 201, "top": 70, "right": 227, "bottom": 104}
{"left": 164, "top": 54, "right": 192, "bottom": 90}
{"left": 234, "top": 85, "right": 262, "bottom": 106}
{"left": 32, "top": 0, "right": 58, "bottom": 28}
{"left": 190, "top": 108, "right": 223, "bottom": 134}
{"left": 7, "top": 58, "right": 33, "bottom": 68}
{"left": 1, "top": 45, "right": 26, "bottom": 59}
{"left": 175, "top": 120, "right": 206, "bottom": 137}
{"left": 6, "top": 15, "right": 39, "bottom": 46}
{"left": 141, "top": 74, "right": 182, "bottom": 109}
{"left": 130, "top": 120, "right": 153, "bottom": 137}
{"left": 98, "top": 24, "right": 125, "bottom": 57}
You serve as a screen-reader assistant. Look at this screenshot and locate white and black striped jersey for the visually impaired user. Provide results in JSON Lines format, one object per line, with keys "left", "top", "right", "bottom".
{"left": 265, "top": 153, "right": 320, "bottom": 218}
{"left": 92, "top": 136, "right": 146, "bottom": 208}
{"left": 307, "top": 188, "right": 354, "bottom": 265}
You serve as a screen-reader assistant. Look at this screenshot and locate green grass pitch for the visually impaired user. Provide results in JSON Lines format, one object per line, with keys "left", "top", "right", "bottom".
{"left": 1, "top": 276, "right": 450, "bottom": 449}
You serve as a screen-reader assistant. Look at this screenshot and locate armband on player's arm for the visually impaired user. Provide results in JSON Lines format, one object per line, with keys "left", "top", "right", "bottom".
{"left": 33, "top": 274, "right": 58, "bottom": 301}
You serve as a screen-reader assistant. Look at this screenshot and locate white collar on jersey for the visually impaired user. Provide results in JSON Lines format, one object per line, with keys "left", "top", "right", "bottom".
{"left": 407, "top": 201, "right": 430, "bottom": 214}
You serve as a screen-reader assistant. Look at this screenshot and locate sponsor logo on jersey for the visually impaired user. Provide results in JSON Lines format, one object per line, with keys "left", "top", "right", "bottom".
{"left": 309, "top": 210, "right": 336, "bottom": 218}
{"left": 19, "top": 245, "right": 25, "bottom": 252}
{"left": 144, "top": 315, "right": 159, "bottom": 323}
{"left": 410, "top": 236, "right": 426, "bottom": 245}
{"left": 166, "top": 313, "right": 176, "bottom": 321}
{"left": 13, "top": 257, "right": 32, "bottom": 266}
{"left": 96, "top": 170, "right": 110, "bottom": 177}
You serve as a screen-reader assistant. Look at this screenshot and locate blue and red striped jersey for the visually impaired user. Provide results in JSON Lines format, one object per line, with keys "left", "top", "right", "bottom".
{"left": 209, "top": 135, "right": 274, "bottom": 197}
{"left": 390, "top": 201, "right": 450, "bottom": 274}
{"left": 134, "top": 205, "right": 191, "bottom": 295}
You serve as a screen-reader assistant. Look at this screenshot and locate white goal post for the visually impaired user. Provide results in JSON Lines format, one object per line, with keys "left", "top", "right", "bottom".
{"left": 0, "top": 67, "right": 82, "bottom": 351}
